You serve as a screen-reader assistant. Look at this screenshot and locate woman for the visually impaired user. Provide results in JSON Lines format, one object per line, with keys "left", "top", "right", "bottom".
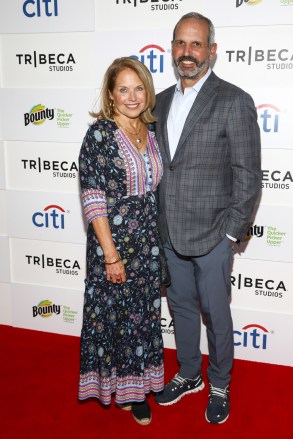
{"left": 78, "top": 57, "right": 164, "bottom": 426}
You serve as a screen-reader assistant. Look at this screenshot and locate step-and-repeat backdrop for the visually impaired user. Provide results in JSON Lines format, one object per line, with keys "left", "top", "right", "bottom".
{"left": 0, "top": 0, "right": 292, "bottom": 367}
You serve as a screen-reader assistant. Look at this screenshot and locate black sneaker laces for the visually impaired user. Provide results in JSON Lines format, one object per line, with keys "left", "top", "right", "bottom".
{"left": 209, "top": 385, "right": 229, "bottom": 403}
{"left": 171, "top": 374, "right": 187, "bottom": 388}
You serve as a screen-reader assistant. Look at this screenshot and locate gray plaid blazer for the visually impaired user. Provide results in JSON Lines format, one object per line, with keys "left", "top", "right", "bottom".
{"left": 154, "top": 71, "right": 262, "bottom": 256}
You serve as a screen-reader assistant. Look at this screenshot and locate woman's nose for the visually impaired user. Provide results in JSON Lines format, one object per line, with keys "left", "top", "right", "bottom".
{"left": 128, "top": 90, "right": 136, "bottom": 100}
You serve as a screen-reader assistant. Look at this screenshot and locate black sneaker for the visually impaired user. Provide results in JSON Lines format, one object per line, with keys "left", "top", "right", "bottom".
{"left": 205, "top": 384, "right": 230, "bottom": 424}
{"left": 155, "top": 373, "right": 204, "bottom": 406}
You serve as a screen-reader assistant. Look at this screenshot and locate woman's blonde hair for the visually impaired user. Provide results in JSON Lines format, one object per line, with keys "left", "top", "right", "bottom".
{"left": 91, "top": 57, "right": 157, "bottom": 124}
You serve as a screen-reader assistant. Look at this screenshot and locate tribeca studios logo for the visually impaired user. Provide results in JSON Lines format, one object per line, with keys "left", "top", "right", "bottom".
{"left": 23, "top": 0, "right": 58, "bottom": 17}
{"left": 21, "top": 157, "right": 78, "bottom": 179}
{"left": 32, "top": 204, "right": 67, "bottom": 230}
{"left": 16, "top": 51, "right": 76, "bottom": 72}
{"left": 130, "top": 44, "right": 166, "bottom": 73}
{"left": 161, "top": 316, "right": 174, "bottom": 335}
{"left": 226, "top": 46, "right": 293, "bottom": 70}
{"left": 231, "top": 273, "right": 286, "bottom": 299}
{"left": 262, "top": 168, "right": 292, "bottom": 190}
{"left": 26, "top": 253, "right": 81, "bottom": 276}
{"left": 116, "top": 0, "right": 183, "bottom": 11}
{"left": 24, "top": 105, "right": 73, "bottom": 128}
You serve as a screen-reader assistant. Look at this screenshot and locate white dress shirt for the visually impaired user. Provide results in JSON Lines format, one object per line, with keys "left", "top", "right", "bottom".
{"left": 167, "top": 68, "right": 212, "bottom": 161}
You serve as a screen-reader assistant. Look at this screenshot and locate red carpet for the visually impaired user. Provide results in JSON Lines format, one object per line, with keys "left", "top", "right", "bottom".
{"left": 1, "top": 324, "right": 291, "bottom": 438}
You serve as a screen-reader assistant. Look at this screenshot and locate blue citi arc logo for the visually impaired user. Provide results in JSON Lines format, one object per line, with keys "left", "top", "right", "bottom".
{"left": 256, "top": 104, "right": 280, "bottom": 133}
{"left": 234, "top": 323, "right": 269, "bottom": 350}
{"left": 32, "top": 204, "right": 66, "bottom": 229}
{"left": 130, "top": 44, "right": 165, "bottom": 73}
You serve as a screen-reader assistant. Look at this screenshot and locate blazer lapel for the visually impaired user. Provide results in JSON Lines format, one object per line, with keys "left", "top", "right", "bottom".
{"left": 159, "top": 86, "right": 175, "bottom": 162}
{"left": 174, "top": 72, "right": 220, "bottom": 159}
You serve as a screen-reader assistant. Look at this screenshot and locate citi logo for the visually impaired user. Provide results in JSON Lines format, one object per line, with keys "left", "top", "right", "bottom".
{"left": 234, "top": 324, "right": 268, "bottom": 349}
{"left": 256, "top": 104, "right": 280, "bottom": 133}
{"left": 32, "top": 204, "right": 66, "bottom": 229}
{"left": 236, "top": 0, "right": 262, "bottom": 7}
{"left": 23, "top": 0, "right": 58, "bottom": 17}
{"left": 130, "top": 44, "right": 165, "bottom": 73}
{"left": 24, "top": 104, "right": 54, "bottom": 127}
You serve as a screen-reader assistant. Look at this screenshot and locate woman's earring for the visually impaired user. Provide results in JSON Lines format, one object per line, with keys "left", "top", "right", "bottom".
{"left": 110, "top": 99, "right": 115, "bottom": 114}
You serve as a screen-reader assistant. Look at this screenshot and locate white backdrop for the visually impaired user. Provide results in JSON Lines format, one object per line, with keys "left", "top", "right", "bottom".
{"left": 0, "top": 0, "right": 292, "bottom": 367}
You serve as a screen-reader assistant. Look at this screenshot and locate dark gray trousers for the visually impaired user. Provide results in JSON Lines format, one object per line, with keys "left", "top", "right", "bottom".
{"left": 164, "top": 236, "right": 234, "bottom": 388}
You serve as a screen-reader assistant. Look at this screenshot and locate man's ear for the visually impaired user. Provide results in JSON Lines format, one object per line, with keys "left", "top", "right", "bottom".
{"left": 209, "top": 43, "right": 218, "bottom": 60}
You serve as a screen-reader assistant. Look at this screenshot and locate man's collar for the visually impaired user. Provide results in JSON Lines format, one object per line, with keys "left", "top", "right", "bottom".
{"left": 176, "top": 68, "right": 212, "bottom": 94}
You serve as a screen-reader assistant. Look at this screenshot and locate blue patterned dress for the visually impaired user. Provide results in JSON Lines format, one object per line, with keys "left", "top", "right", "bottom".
{"left": 78, "top": 119, "right": 164, "bottom": 405}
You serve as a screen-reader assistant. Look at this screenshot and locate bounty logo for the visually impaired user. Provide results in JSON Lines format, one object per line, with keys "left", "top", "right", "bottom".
{"left": 24, "top": 104, "right": 55, "bottom": 127}
{"left": 32, "top": 300, "right": 61, "bottom": 318}
{"left": 256, "top": 104, "right": 280, "bottom": 133}
{"left": 236, "top": 0, "right": 262, "bottom": 7}
{"left": 244, "top": 224, "right": 264, "bottom": 241}
{"left": 32, "top": 204, "right": 66, "bottom": 229}
{"left": 234, "top": 324, "right": 269, "bottom": 349}
{"left": 130, "top": 45, "right": 165, "bottom": 73}
{"left": 266, "top": 226, "right": 286, "bottom": 246}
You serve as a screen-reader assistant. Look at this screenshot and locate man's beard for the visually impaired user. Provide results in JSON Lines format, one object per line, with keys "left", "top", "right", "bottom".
{"left": 174, "top": 55, "right": 209, "bottom": 79}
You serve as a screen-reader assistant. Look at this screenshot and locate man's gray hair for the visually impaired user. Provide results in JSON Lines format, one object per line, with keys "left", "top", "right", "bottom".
{"left": 172, "top": 12, "right": 215, "bottom": 48}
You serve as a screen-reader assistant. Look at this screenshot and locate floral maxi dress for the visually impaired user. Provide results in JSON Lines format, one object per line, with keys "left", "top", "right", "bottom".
{"left": 78, "top": 119, "right": 164, "bottom": 405}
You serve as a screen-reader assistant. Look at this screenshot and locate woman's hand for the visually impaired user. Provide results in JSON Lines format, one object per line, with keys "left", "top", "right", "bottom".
{"left": 91, "top": 217, "right": 127, "bottom": 284}
{"left": 106, "top": 260, "right": 126, "bottom": 284}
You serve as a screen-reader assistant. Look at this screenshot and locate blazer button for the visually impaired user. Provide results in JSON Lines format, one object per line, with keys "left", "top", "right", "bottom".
{"left": 169, "top": 165, "right": 174, "bottom": 171}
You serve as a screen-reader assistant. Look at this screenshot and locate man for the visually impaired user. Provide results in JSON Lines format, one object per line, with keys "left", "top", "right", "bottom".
{"left": 154, "top": 12, "right": 261, "bottom": 424}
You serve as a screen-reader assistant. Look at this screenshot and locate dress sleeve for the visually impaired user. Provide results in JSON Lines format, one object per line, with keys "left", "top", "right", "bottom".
{"left": 78, "top": 124, "right": 108, "bottom": 223}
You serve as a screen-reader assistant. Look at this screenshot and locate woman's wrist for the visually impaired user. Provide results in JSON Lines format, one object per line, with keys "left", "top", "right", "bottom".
{"left": 104, "top": 254, "right": 121, "bottom": 265}
{"left": 102, "top": 246, "right": 119, "bottom": 262}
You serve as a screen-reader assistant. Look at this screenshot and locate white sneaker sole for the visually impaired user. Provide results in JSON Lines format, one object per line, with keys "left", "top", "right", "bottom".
{"left": 157, "top": 381, "right": 205, "bottom": 406}
{"left": 205, "top": 410, "right": 229, "bottom": 424}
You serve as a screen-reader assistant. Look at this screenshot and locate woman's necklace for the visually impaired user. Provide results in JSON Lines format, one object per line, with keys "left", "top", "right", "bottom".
{"left": 115, "top": 119, "right": 143, "bottom": 146}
